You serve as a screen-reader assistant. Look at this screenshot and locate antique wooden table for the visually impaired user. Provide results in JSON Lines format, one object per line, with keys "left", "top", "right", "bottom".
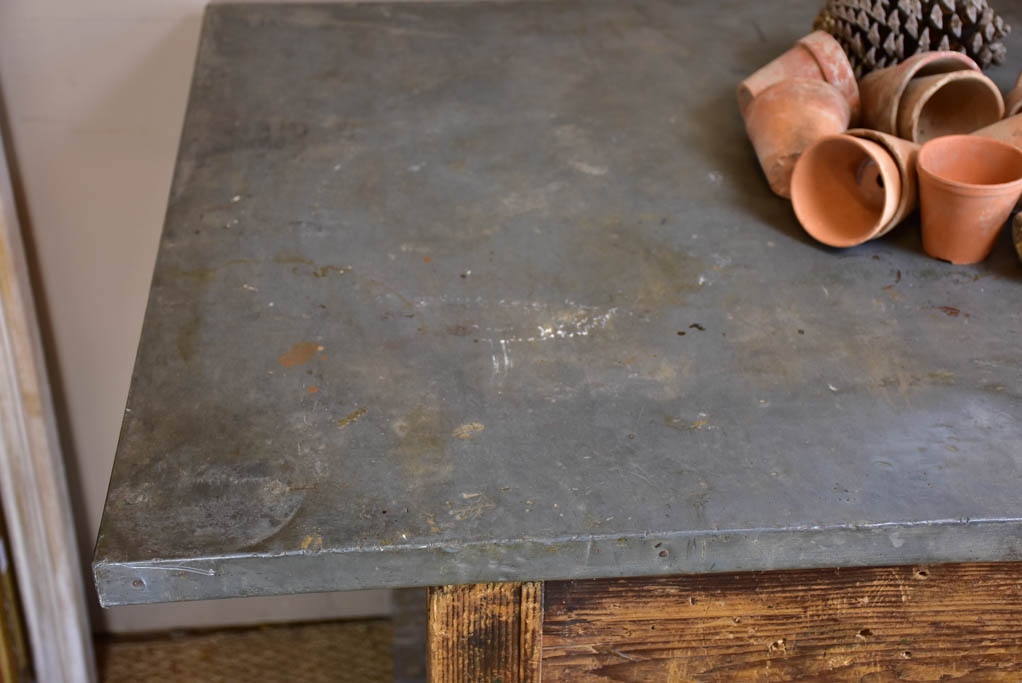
{"left": 95, "top": 1, "right": 1022, "bottom": 679}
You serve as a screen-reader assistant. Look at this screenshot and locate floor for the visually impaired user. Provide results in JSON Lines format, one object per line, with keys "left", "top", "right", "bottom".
{"left": 96, "top": 619, "right": 393, "bottom": 683}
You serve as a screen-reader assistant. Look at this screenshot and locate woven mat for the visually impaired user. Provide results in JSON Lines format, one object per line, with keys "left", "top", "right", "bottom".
{"left": 97, "top": 619, "right": 393, "bottom": 683}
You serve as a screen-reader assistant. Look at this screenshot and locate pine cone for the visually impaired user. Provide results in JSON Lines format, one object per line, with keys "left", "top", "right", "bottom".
{"left": 814, "top": 0, "right": 1010, "bottom": 78}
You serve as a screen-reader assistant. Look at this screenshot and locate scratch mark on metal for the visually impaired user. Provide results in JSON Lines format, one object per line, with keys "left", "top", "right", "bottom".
{"left": 125, "top": 564, "right": 216, "bottom": 576}
{"left": 500, "top": 339, "right": 511, "bottom": 373}
{"left": 489, "top": 340, "right": 500, "bottom": 374}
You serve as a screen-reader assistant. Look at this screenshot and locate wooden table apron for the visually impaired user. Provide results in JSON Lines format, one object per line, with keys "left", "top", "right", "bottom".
{"left": 428, "top": 563, "right": 1022, "bottom": 682}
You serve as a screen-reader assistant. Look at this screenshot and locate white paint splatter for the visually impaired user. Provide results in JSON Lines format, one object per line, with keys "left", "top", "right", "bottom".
{"left": 499, "top": 182, "right": 563, "bottom": 216}
{"left": 399, "top": 243, "right": 431, "bottom": 254}
{"left": 535, "top": 308, "right": 616, "bottom": 341}
{"left": 568, "top": 160, "right": 609, "bottom": 176}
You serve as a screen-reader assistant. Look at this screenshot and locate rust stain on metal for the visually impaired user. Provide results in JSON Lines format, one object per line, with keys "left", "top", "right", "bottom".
{"left": 173, "top": 259, "right": 257, "bottom": 282}
{"left": 273, "top": 250, "right": 316, "bottom": 266}
{"left": 278, "top": 341, "right": 323, "bottom": 368}
{"left": 453, "top": 422, "right": 485, "bottom": 440}
{"left": 337, "top": 407, "right": 368, "bottom": 429}
{"left": 299, "top": 534, "right": 323, "bottom": 552}
{"left": 177, "top": 313, "right": 201, "bottom": 362}
{"left": 390, "top": 405, "right": 453, "bottom": 481}
{"left": 273, "top": 250, "right": 350, "bottom": 277}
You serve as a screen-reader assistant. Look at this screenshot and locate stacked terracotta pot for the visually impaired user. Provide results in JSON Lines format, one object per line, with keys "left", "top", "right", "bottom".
{"left": 741, "top": 34, "right": 1022, "bottom": 265}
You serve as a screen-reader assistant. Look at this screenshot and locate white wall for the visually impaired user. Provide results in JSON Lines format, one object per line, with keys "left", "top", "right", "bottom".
{"left": 0, "top": 0, "right": 391, "bottom": 633}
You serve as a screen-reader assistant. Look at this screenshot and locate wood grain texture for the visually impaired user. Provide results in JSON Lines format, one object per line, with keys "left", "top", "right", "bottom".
{"left": 0, "top": 120, "right": 95, "bottom": 681}
{"left": 428, "top": 582, "right": 542, "bottom": 683}
{"left": 543, "top": 563, "right": 1022, "bottom": 681}
{"left": 0, "top": 508, "right": 30, "bottom": 682}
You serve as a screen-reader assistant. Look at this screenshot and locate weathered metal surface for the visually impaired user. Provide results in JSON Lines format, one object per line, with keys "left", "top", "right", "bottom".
{"left": 94, "top": 0, "right": 1022, "bottom": 606}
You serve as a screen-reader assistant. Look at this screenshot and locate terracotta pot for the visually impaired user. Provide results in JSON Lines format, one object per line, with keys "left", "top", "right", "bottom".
{"left": 917, "top": 135, "right": 1022, "bottom": 264}
{"left": 790, "top": 134, "right": 902, "bottom": 247}
{"left": 973, "top": 116, "right": 1022, "bottom": 211}
{"left": 1014, "top": 213, "right": 1022, "bottom": 264}
{"left": 738, "top": 31, "right": 860, "bottom": 124}
{"left": 744, "top": 78, "right": 852, "bottom": 198}
{"left": 859, "top": 51, "right": 979, "bottom": 136}
{"left": 846, "top": 128, "right": 920, "bottom": 230}
{"left": 1006, "top": 72, "right": 1022, "bottom": 117}
{"left": 896, "top": 71, "right": 1003, "bottom": 143}
{"left": 972, "top": 114, "right": 1022, "bottom": 151}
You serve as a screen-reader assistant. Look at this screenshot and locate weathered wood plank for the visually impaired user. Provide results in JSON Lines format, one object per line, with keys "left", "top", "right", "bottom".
{"left": 428, "top": 582, "right": 542, "bottom": 683}
{"left": 543, "top": 563, "right": 1022, "bottom": 681}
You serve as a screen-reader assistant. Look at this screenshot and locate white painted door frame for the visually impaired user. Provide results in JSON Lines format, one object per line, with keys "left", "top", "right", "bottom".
{"left": 0, "top": 124, "right": 96, "bottom": 682}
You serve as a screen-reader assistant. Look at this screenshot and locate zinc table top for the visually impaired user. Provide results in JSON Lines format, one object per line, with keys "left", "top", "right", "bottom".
{"left": 95, "top": 0, "right": 1022, "bottom": 606}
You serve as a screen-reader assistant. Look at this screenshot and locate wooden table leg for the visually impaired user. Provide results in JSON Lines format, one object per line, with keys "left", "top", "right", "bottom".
{"left": 427, "top": 582, "right": 543, "bottom": 683}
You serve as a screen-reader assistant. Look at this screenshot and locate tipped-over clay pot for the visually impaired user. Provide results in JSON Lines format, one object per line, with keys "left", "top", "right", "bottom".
{"left": 897, "top": 71, "right": 1003, "bottom": 143}
{"left": 859, "top": 51, "right": 979, "bottom": 136}
{"left": 917, "top": 135, "right": 1022, "bottom": 264}
{"left": 972, "top": 114, "right": 1022, "bottom": 151}
{"left": 1006, "top": 72, "right": 1022, "bottom": 118}
{"left": 790, "top": 134, "right": 902, "bottom": 247}
{"left": 846, "top": 128, "right": 920, "bottom": 230}
{"left": 744, "top": 78, "right": 852, "bottom": 198}
{"left": 738, "top": 31, "right": 860, "bottom": 123}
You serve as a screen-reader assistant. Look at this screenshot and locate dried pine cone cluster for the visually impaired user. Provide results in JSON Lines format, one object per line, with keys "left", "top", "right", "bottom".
{"left": 814, "top": 0, "right": 1010, "bottom": 77}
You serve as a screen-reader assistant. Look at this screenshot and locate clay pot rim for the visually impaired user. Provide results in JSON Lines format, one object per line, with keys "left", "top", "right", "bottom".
{"left": 791, "top": 134, "right": 901, "bottom": 248}
{"left": 898, "top": 71, "right": 1004, "bottom": 142}
{"left": 736, "top": 40, "right": 824, "bottom": 118}
{"left": 846, "top": 128, "right": 917, "bottom": 185}
{"left": 845, "top": 128, "right": 918, "bottom": 236}
{"left": 798, "top": 31, "right": 860, "bottom": 120}
{"left": 861, "top": 51, "right": 978, "bottom": 134}
{"left": 918, "top": 135, "right": 1022, "bottom": 196}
